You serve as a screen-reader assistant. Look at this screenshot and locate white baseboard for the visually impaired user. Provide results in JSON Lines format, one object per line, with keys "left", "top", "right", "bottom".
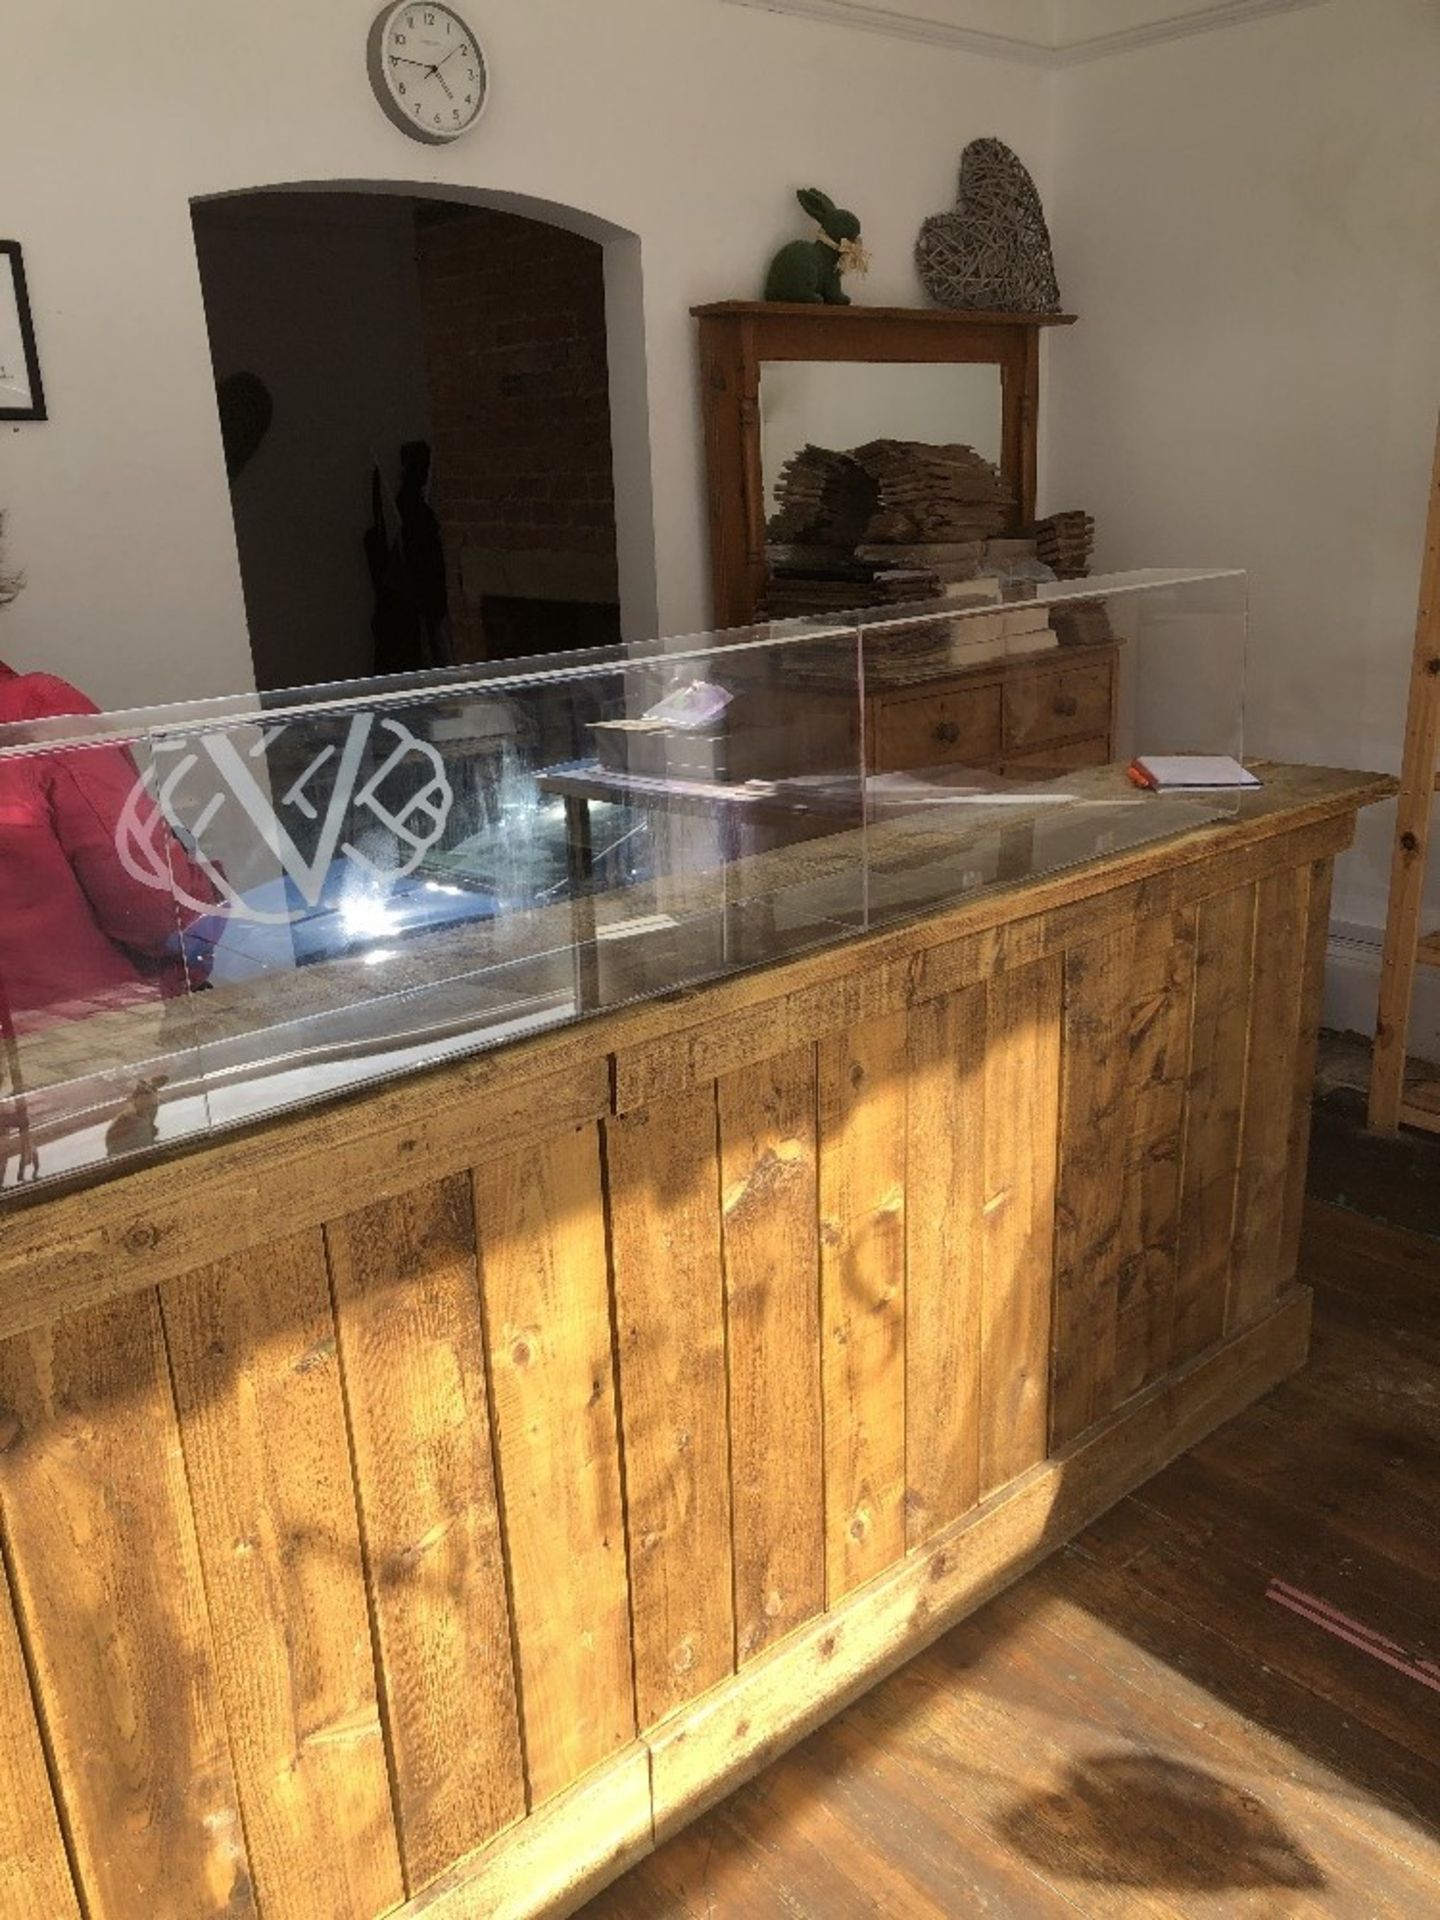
{"left": 1324, "top": 921, "right": 1440, "bottom": 1064}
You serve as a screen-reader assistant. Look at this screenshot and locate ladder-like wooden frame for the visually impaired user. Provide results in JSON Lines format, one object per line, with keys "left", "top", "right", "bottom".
{"left": 1370, "top": 413, "right": 1440, "bottom": 1134}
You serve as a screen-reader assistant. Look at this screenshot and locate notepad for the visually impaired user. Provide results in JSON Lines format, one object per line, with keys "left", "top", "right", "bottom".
{"left": 1134, "top": 755, "right": 1261, "bottom": 790}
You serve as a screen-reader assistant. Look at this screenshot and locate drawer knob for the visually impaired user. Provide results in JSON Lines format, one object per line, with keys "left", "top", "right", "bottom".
{"left": 1053, "top": 694, "right": 1080, "bottom": 718}
{"left": 934, "top": 721, "right": 961, "bottom": 745}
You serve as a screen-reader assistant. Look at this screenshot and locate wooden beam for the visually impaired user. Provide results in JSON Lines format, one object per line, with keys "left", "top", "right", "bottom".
{"left": 1370, "top": 412, "right": 1440, "bottom": 1131}
{"left": 690, "top": 302, "right": 1078, "bottom": 329}
{"left": 401, "top": 1747, "right": 652, "bottom": 1920}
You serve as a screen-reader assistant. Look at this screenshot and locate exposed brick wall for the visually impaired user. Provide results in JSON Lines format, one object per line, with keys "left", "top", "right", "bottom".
{"left": 414, "top": 203, "right": 618, "bottom": 660}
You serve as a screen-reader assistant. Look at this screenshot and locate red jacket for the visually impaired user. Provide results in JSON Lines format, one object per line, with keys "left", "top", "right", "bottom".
{"left": 0, "top": 661, "right": 222, "bottom": 1032}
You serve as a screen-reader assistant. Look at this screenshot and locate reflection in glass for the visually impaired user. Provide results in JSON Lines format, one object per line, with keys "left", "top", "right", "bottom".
{"left": 0, "top": 571, "right": 1248, "bottom": 1195}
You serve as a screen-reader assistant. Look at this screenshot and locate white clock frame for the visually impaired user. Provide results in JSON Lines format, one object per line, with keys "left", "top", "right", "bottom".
{"left": 367, "top": 3, "right": 490, "bottom": 145}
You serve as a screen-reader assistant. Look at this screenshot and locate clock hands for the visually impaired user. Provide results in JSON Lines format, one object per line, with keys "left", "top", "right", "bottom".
{"left": 392, "top": 44, "right": 462, "bottom": 88}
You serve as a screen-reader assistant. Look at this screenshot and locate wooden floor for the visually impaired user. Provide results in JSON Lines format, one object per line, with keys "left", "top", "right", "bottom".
{"left": 583, "top": 1199, "right": 1440, "bottom": 1918}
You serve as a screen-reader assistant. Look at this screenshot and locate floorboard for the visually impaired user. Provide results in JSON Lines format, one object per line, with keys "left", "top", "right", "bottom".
{"left": 582, "top": 1198, "right": 1440, "bottom": 1918}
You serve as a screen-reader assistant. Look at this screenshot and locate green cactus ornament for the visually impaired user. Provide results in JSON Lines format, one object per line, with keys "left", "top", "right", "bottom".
{"left": 764, "top": 188, "right": 870, "bottom": 305}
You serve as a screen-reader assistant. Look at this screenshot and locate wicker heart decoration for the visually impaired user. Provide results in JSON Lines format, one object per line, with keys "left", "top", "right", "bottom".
{"left": 916, "top": 138, "right": 1061, "bottom": 314}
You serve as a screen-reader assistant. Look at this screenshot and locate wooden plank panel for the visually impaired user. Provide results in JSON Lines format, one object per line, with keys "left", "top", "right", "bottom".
{"left": 0, "top": 1291, "right": 256, "bottom": 1917}
{"left": 1112, "top": 910, "right": 1198, "bottom": 1404}
{"left": 403, "top": 1745, "right": 653, "bottom": 1920}
{"left": 0, "top": 1554, "right": 78, "bottom": 1919}
{"left": 1050, "top": 925, "right": 1137, "bottom": 1448}
{"left": 979, "top": 957, "right": 1061, "bottom": 1496}
{"left": 817, "top": 1014, "right": 907, "bottom": 1604}
{"left": 614, "top": 963, "right": 909, "bottom": 1115}
{"left": 1172, "top": 883, "right": 1257, "bottom": 1365}
{"left": 646, "top": 1290, "right": 1312, "bottom": 1842}
{"left": 606, "top": 1093, "right": 735, "bottom": 1728}
{"left": 326, "top": 1178, "right": 525, "bottom": 1889}
{"left": 905, "top": 983, "right": 987, "bottom": 1542}
{"left": 717, "top": 1047, "right": 824, "bottom": 1663}
{"left": 1279, "top": 858, "right": 1335, "bottom": 1288}
{"left": 475, "top": 1126, "right": 635, "bottom": 1803}
{"left": 161, "top": 1233, "right": 405, "bottom": 1919}
{"left": 1228, "top": 865, "right": 1310, "bottom": 1331}
{"left": 0, "top": 1052, "right": 612, "bottom": 1348}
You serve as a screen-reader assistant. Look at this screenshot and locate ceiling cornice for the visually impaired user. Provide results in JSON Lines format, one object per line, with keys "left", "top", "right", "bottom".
{"left": 717, "top": 0, "right": 1058, "bottom": 65}
{"left": 1053, "top": 0, "right": 1330, "bottom": 65}
{"left": 718, "top": 0, "right": 1330, "bottom": 67}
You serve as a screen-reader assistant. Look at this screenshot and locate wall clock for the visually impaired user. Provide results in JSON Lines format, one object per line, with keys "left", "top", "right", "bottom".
{"left": 368, "top": 4, "right": 489, "bottom": 143}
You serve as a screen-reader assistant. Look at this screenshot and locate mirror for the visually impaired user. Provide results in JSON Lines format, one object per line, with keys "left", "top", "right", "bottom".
{"left": 759, "top": 360, "right": 1004, "bottom": 518}
{"left": 693, "top": 302, "right": 1070, "bottom": 628}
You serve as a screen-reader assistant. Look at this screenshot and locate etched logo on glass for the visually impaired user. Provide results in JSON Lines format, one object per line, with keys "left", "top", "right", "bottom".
{"left": 117, "top": 713, "right": 453, "bottom": 926}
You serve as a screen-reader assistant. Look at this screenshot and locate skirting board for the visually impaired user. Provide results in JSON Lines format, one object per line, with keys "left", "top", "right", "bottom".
{"left": 1325, "top": 923, "right": 1440, "bottom": 1064}
{"left": 396, "top": 1289, "right": 1312, "bottom": 1919}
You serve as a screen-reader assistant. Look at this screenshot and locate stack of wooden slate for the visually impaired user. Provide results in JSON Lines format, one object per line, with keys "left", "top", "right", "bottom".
{"left": 1032, "top": 509, "right": 1113, "bottom": 647}
{"left": 763, "top": 564, "right": 941, "bottom": 619}
{"left": 1049, "top": 599, "right": 1115, "bottom": 648}
{"left": 1034, "top": 510, "right": 1095, "bottom": 579}
{"left": 853, "top": 440, "right": 1014, "bottom": 545}
{"left": 764, "top": 440, "right": 1019, "bottom": 617}
{"left": 766, "top": 445, "right": 876, "bottom": 550}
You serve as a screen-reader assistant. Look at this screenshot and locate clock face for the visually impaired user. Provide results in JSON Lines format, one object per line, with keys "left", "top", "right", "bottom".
{"left": 368, "top": 4, "right": 488, "bottom": 144}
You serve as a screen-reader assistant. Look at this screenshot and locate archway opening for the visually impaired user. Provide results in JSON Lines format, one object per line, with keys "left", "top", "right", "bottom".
{"left": 190, "top": 182, "right": 656, "bottom": 694}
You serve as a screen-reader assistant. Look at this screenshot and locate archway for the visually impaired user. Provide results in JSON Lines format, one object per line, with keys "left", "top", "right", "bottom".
{"left": 191, "top": 180, "right": 658, "bottom": 693}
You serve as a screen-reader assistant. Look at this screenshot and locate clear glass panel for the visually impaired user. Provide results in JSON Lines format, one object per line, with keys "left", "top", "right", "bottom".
{"left": 0, "top": 729, "right": 207, "bottom": 1189}
{"left": 854, "top": 569, "right": 1249, "bottom": 927}
{"left": 88, "top": 620, "right": 869, "bottom": 1144}
{"left": 0, "top": 570, "right": 1249, "bottom": 1195}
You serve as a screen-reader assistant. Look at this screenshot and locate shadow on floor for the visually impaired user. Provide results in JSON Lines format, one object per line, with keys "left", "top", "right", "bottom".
{"left": 996, "top": 1753, "right": 1324, "bottom": 1892}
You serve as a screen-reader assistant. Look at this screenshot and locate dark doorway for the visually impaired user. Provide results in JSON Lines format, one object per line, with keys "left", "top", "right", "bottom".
{"left": 192, "top": 190, "right": 622, "bottom": 694}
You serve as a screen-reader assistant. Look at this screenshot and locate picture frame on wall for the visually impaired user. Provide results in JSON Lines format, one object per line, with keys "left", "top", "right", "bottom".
{"left": 0, "top": 243, "right": 46, "bottom": 422}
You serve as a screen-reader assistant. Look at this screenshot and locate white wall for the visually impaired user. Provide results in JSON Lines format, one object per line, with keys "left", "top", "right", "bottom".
{"left": 1046, "top": 0, "right": 1440, "bottom": 1044}
{"left": 193, "top": 193, "right": 433, "bottom": 692}
{"left": 0, "top": 0, "right": 1054, "bottom": 709}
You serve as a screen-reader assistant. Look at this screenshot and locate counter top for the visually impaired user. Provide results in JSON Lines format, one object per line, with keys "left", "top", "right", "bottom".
{"left": 0, "top": 763, "right": 1392, "bottom": 1329}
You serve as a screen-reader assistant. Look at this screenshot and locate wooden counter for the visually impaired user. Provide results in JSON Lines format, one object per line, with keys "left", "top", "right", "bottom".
{"left": 0, "top": 767, "right": 1390, "bottom": 1920}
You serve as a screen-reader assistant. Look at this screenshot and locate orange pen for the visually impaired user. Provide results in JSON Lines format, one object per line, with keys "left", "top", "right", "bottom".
{"left": 1126, "top": 760, "right": 1156, "bottom": 790}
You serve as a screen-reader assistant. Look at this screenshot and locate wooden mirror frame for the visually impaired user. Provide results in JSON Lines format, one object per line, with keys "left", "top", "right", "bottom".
{"left": 692, "top": 301, "right": 1077, "bottom": 630}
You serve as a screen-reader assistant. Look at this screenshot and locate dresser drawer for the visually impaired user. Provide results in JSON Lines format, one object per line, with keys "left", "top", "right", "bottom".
{"left": 1003, "top": 735, "right": 1111, "bottom": 779}
{"left": 872, "top": 683, "right": 1002, "bottom": 773}
{"left": 1004, "top": 660, "right": 1114, "bottom": 753}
